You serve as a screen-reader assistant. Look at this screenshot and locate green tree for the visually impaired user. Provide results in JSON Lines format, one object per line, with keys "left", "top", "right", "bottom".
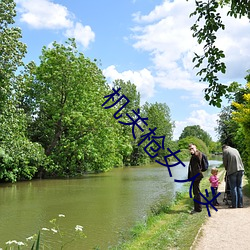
{"left": 209, "top": 141, "right": 222, "bottom": 154}
{"left": 215, "top": 72, "right": 250, "bottom": 177}
{"left": 189, "top": 0, "right": 250, "bottom": 107}
{"left": 179, "top": 125, "right": 212, "bottom": 147}
{"left": 0, "top": 0, "right": 27, "bottom": 109}
{"left": 216, "top": 106, "right": 239, "bottom": 146}
{"left": 216, "top": 73, "right": 250, "bottom": 151}
{"left": 112, "top": 79, "right": 144, "bottom": 165}
{"left": 231, "top": 80, "right": 250, "bottom": 177}
{"left": 178, "top": 136, "right": 209, "bottom": 156}
{"left": 0, "top": 0, "right": 48, "bottom": 182}
{"left": 141, "top": 102, "right": 174, "bottom": 161}
{"left": 24, "top": 39, "right": 126, "bottom": 175}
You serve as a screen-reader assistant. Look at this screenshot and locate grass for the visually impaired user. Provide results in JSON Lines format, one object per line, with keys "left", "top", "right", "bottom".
{"left": 110, "top": 169, "right": 226, "bottom": 250}
{"left": 243, "top": 177, "right": 250, "bottom": 197}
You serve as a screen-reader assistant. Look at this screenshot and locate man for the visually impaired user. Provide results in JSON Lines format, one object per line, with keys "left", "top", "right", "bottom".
{"left": 222, "top": 144, "right": 244, "bottom": 208}
{"left": 188, "top": 143, "right": 203, "bottom": 214}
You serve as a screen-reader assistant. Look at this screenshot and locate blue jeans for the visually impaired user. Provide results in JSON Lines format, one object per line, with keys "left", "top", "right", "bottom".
{"left": 228, "top": 170, "right": 244, "bottom": 208}
{"left": 211, "top": 187, "right": 218, "bottom": 205}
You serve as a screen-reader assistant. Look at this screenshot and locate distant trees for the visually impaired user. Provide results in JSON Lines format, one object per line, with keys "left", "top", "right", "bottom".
{"left": 112, "top": 79, "right": 142, "bottom": 166}
{"left": 216, "top": 106, "right": 239, "bottom": 147}
{"left": 179, "top": 125, "right": 212, "bottom": 146}
{"left": 141, "top": 102, "right": 174, "bottom": 161}
{"left": 178, "top": 136, "right": 209, "bottom": 156}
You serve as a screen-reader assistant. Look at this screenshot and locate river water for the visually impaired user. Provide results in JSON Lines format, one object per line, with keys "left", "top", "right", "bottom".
{"left": 0, "top": 159, "right": 222, "bottom": 249}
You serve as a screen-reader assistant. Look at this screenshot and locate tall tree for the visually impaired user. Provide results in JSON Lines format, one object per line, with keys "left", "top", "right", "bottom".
{"left": 231, "top": 76, "right": 250, "bottom": 177}
{"left": 216, "top": 73, "right": 250, "bottom": 149}
{"left": 0, "top": 0, "right": 27, "bottom": 108}
{"left": 24, "top": 39, "right": 126, "bottom": 175}
{"left": 0, "top": 0, "right": 46, "bottom": 182}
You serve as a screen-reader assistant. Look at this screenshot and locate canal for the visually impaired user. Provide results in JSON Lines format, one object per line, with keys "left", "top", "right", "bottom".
{"left": 0, "top": 159, "right": 222, "bottom": 249}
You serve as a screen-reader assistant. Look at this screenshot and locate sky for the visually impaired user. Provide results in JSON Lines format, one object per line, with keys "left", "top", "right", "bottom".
{"left": 14, "top": 0, "right": 250, "bottom": 141}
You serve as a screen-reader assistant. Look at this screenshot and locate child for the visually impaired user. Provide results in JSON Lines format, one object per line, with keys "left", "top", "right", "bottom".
{"left": 209, "top": 168, "right": 221, "bottom": 206}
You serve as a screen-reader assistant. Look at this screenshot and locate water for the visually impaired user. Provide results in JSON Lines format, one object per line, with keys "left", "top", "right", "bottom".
{"left": 0, "top": 159, "right": 222, "bottom": 249}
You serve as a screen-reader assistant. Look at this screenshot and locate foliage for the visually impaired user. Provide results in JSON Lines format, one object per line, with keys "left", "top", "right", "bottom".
{"left": 216, "top": 106, "right": 240, "bottom": 147}
{"left": 24, "top": 39, "right": 127, "bottom": 175}
{"left": 112, "top": 80, "right": 146, "bottom": 166}
{"left": 209, "top": 141, "right": 222, "bottom": 154}
{"left": 231, "top": 81, "right": 250, "bottom": 177}
{"left": 215, "top": 72, "right": 250, "bottom": 177}
{"left": 179, "top": 125, "right": 212, "bottom": 147}
{"left": 141, "top": 102, "right": 174, "bottom": 161}
{"left": 0, "top": 0, "right": 27, "bottom": 109}
{"left": 189, "top": 0, "right": 250, "bottom": 107}
{"left": 0, "top": 0, "right": 48, "bottom": 182}
{"left": 165, "top": 140, "right": 190, "bottom": 162}
{"left": 178, "top": 136, "right": 209, "bottom": 155}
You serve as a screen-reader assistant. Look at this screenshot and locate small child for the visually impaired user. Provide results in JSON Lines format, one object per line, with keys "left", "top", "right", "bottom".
{"left": 209, "top": 168, "right": 221, "bottom": 206}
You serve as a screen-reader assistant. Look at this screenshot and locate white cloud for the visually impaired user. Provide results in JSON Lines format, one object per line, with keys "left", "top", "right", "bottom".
{"left": 103, "top": 65, "right": 155, "bottom": 103}
{"left": 129, "top": 0, "right": 250, "bottom": 97}
{"left": 173, "top": 110, "right": 219, "bottom": 141}
{"left": 65, "top": 22, "right": 95, "bottom": 48}
{"left": 214, "top": 7, "right": 250, "bottom": 81}
{"left": 131, "top": 0, "right": 198, "bottom": 89}
{"left": 132, "top": 1, "right": 175, "bottom": 23}
{"left": 16, "top": 0, "right": 95, "bottom": 49}
{"left": 16, "top": 0, "right": 73, "bottom": 29}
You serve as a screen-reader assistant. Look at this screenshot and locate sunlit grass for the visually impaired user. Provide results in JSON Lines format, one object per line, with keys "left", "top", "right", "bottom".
{"left": 111, "top": 171, "right": 225, "bottom": 250}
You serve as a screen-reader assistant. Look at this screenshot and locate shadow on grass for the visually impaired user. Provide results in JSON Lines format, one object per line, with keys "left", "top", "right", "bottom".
{"left": 149, "top": 194, "right": 193, "bottom": 216}
{"left": 163, "top": 208, "right": 191, "bottom": 214}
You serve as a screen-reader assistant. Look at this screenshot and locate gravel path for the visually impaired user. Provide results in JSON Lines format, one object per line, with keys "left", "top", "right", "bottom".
{"left": 192, "top": 174, "right": 250, "bottom": 250}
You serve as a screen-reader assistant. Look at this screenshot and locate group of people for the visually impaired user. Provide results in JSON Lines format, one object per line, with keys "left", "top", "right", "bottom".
{"left": 188, "top": 143, "right": 244, "bottom": 214}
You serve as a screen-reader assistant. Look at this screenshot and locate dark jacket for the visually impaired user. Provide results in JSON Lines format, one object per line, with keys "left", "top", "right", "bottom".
{"left": 188, "top": 150, "right": 203, "bottom": 181}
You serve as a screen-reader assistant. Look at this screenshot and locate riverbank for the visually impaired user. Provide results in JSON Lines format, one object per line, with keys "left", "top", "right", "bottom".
{"left": 112, "top": 168, "right": 249, "bottom": 249}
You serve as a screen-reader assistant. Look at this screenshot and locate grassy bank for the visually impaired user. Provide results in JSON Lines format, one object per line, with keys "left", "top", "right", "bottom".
{"left": 111, "top": 169, "right": 226, "bottom": 250}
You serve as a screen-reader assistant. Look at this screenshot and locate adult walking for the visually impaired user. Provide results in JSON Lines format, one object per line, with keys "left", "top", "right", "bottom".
{"left": 188, "top": 143, "right": 203, "bottom": 214}
{"left": 222, "top": 144, "right": 244, "bottom": 208}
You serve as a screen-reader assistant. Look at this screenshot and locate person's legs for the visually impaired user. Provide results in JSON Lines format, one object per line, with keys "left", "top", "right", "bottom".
{"left": 236, "top": 170, "right": 244, "bottom": 207}
{"left": 228, "top": 172, "right": 237, "bottom": 208}
{"left": 211, "top": 187, "right": 218, "bottom": 205}
{"left": 193, "top": 180, "right": 202, "bottom": 212}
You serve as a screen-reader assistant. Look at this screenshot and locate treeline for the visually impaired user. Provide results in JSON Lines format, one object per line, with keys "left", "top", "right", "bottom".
{"left": 1, "top": 1, "right": 249, "bottom": 183}
{"left": 0, "top": 1, "right": 178, "bottom": 182}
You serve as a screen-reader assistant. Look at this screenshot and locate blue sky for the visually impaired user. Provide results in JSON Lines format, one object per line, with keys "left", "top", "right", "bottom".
{"left": 14, "top": 0, "right": 250, "bottom": 141}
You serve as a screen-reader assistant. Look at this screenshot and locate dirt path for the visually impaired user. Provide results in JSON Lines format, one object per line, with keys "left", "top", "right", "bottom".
{"left": 192, "top": 174, "right": 250, "bottom": 250}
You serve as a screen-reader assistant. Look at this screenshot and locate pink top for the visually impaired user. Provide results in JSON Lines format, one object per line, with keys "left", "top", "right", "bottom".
{"left": 209, "top": 175, "right": 219, "bottom": 188}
